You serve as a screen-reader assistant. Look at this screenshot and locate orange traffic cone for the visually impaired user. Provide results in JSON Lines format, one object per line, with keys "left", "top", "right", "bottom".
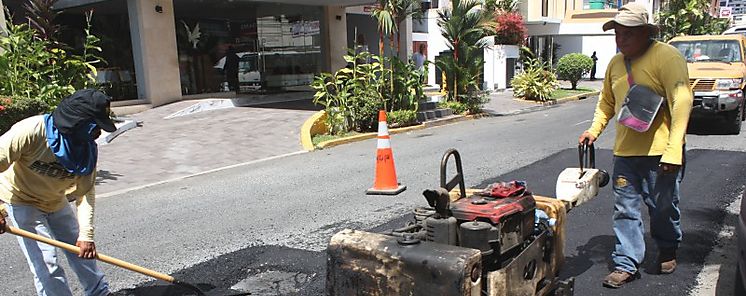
{"left": 366, "top": 110, "right": 406, "bottom": 195}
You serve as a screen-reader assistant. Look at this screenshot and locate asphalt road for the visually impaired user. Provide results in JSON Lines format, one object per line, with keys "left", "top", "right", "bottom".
{"left": 0, "top": 97, "right": 744, "bottom": 296}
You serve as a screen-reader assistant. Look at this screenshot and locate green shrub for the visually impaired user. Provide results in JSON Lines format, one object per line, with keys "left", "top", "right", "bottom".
{"left": 511, "top": 58, "right": 558, "bottom": 102}
{"left": 0, "top": 97, "right": 50, "bottom": 135}
{"left": 556, "top": 53, "right": 593, "bottom": 90}
{"left": 387, "top": 110, "right": 417, "bottom": 128}
{"left": 439, "top": 100, "right": 468, "bottom": 115}
{"left": 458, "top": 92, "right": 490, "bottom": 114}
{"left": 312, "top": 50, "right": 386, "bottom": 135}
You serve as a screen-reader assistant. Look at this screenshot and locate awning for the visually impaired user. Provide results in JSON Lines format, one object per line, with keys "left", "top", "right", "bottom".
{"left": 52, "top": 0, "right": 113, "bottom": 10}
{"left": 52, "top": 0, "right": 376, "bottom": 10}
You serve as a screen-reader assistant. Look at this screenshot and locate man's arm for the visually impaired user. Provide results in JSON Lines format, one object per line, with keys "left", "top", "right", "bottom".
{"left": 71, "top": 177, "right": 98, "bottom": 259}
{"left": 580, "top": 64, "right": 616, "bottom": 144}
{"left": 659, "top": 53, "right": 693, "bottom": 166}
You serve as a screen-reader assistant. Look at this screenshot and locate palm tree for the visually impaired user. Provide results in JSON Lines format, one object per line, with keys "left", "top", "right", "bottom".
{"left": 437, "top": 0, "right": 495, "bottom": 100}
{"left": 372, "top": 0, "right": 424, "bottom": 57}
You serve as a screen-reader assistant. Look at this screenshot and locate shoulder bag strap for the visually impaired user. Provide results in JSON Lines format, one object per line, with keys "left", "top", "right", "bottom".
{"left": 624, "top": 58, "right": 634, "bottom": 86}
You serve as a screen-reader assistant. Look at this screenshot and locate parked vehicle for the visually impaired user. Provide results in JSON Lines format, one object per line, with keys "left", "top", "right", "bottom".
{"left": 669, "top": 35, "right": 746, "bottom": 134}
{"left": 723, "top": 24, "right": 746, "bottom": 36}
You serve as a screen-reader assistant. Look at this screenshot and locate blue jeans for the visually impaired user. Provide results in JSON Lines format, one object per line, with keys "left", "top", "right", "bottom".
{"left": 6, "top": 204, "right": 110, "bottom": 296}
{"left": 611, "top": 156, "right": 683, "bottom": 274}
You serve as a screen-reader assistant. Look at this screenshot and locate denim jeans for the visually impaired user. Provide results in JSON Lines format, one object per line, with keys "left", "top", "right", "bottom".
{"left": 611, "top": 155, "right": 683, "bottom": 274}
{"left": 6, "top": 203, "right": 110, "bottom": 296}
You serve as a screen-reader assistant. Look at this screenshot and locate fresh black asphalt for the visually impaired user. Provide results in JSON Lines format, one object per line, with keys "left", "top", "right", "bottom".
{"left": 113, "top": 148, "right": 746, "bottom": 296}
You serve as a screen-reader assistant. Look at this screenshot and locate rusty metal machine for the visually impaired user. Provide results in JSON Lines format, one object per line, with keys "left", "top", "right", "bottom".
{"left": 327, "top": 147, "right": 606, "bottom": 296}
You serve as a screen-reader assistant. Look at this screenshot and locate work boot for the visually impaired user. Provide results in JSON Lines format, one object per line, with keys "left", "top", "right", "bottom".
{"left": 659, "top": 248, "right": 677, "bottom": 274}
{"left": 602, "top": 270, "right": 639, "bottom": 288}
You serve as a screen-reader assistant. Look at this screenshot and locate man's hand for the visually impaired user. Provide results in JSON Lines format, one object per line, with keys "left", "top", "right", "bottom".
{"left": 0, "top": 215, "right": 6, "bottom": 234}
{"left": 76, "top": 241, "right": 98, "bottom": 259}
{"left": 579, "top": 130, "right": 597, "bottom": 145}
{"left": 659, "top": 163, "right": 681, "bottom": 174}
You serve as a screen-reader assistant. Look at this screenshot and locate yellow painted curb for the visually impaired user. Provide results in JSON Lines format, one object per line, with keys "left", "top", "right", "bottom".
{"left": 300, "top": 110, "right": 328, "bottom": 151}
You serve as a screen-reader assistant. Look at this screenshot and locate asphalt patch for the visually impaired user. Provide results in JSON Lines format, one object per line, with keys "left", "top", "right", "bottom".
{"left": 114, "top": 149, "right": 746, "bottom": 296}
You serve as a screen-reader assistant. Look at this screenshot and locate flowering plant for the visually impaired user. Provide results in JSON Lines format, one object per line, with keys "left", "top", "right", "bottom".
{"left": 494, "top": 12, "right": 527, "bottom": 45}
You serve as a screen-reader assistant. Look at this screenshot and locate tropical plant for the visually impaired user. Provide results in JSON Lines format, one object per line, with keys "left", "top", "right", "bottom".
{"left": 386, "top": 57, "right": 424, "bottom": 112}
{"left": 436, "top": 0, "right": 495, "bottom": 100}
{"left": 0, "top": 7, "right": 103, "bottom": 110}
{"left": 556, "top": 53, "right": 594, "bottom": 90}
{"left": 312, "top": 50, "right": 388, "bottom": 134}
{"left": 656, "top": 0, "right": 730, "bottom": 42}
{"left": 23, "top": 0, "right": 61, "bottom": 42}
{"left": 387, "top": 109, "right": 418, "bottom": 128}
{"left": 438, "top": 100, "right": 468, "bottom": 114}
{"left": 372, "top": 0, "right": 424, "bottom": 55}
{"left": 494, "top": 12, "right": 527, "bottom": 45}
{"left": 485, "top": 0, "right": 520, "bottom": 13}
{"left": 511, "top": 58, "right": 559, "bottom": 101}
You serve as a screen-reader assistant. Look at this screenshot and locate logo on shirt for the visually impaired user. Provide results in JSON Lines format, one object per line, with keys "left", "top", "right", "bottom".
{"left": 29, "top": 161, "right": 75, "bottom": 180}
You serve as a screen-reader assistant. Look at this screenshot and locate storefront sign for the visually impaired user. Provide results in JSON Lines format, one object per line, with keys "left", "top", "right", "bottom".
{"left": 291, "top": 21, "right": 320, "bottom": 37}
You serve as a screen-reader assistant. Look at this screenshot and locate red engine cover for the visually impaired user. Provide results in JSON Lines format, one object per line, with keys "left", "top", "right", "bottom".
{"left": 449, "top": 193, "right": 536, "bottom": 224}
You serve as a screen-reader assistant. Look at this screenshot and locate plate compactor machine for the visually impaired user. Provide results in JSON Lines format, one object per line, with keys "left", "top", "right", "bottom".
{"left": 326, "top": 146, "right": 609, "bottom": 296}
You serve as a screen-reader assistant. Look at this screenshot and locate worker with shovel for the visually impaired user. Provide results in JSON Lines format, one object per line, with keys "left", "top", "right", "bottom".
{"left": 0, "top": 89, "right": 116, "bottom": 296}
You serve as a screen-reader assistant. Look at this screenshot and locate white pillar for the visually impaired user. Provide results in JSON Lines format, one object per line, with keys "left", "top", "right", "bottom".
{"left": 323, "top": 5, "right": 347, "bottom": 73}
{"left": 398, "top": 16, "right": 412, "bottom": 60}
{"left": 127, "top": 0, "right": 181, "bottom": 106}
{"left": 0, "top": 0, "right": 7, "bottom": 37}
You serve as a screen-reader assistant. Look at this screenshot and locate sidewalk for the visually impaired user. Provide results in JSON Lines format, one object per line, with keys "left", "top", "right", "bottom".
{"left": 97, "top": 80, "right": 603, "bottom": 197}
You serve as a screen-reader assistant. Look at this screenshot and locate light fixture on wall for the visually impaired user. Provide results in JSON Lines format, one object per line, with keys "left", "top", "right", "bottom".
{"left": 155, "top": 5, "right": 163, "bottom": 13}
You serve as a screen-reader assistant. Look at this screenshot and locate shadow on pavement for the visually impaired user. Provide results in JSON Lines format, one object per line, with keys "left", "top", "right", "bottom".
{"left": 96, "top": 170, "right": 123, "bottom": 185}
{"left": 687, "top": 119, "right": 740, "bottom": 135}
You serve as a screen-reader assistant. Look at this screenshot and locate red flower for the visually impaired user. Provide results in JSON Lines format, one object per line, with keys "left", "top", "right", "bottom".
{"left": 0, "top": 105, "right": 5, "bottom": 112}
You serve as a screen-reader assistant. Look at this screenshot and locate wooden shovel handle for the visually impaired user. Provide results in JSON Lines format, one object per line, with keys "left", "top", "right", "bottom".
{"left": 5, "top": 225, "right": 176, "bottom": 283}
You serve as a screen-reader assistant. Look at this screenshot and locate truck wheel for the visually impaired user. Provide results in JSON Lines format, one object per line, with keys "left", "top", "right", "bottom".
{"left": 728, "top": 106, "right": 743, "bottom": 135}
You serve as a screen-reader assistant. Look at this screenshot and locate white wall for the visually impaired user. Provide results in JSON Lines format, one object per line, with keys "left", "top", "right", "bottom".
{"left": 425, "top": 9, "right": 449, "bottom": 87}
{"left": 553, "top": 35, "right": 616, "bottom": 79}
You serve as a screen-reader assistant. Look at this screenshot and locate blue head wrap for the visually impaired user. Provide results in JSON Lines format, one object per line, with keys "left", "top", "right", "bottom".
{"left": 44, "top": 114, "right": 99, "bottom": 176}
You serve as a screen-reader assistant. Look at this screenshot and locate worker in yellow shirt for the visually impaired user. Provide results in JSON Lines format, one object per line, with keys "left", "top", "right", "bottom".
{"left": 0, "top": 89, "right": 117, "bottom": 296}
{"left": 578, "top": 3, "right": 693, "bottom": 289}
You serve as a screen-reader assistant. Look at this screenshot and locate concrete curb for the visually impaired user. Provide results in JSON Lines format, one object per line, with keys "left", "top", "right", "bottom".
{"left": 300, "top": 110, "right": 327, "bottom": 151}
{"left": 302, "top": 91, "right": 597, "bottom": 151}
{"left": 512, "top": 90, "right": 600, "bottom": 106}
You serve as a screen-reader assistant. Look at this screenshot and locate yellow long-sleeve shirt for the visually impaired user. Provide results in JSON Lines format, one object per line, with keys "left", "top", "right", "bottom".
{"left": 588, "top": 41, "right": 693, "bottom": 165}
{"left": 0, "top": 115, "right": 97, "bottom": 241}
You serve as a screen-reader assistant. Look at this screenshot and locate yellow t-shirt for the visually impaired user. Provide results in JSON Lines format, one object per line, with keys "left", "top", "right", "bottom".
{"left": 588, "top": 41, "right": 693, "bottom": 165}
{"left": 0, "top": 115, "right": 97, "bottom": 241}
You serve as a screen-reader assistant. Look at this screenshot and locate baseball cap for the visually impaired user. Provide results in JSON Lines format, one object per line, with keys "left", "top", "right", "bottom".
{"left": 602, "top": 2, "right": 659, "bottom": 33}
{"left": 52, "top": 89, "right": 117, "bottom": 135}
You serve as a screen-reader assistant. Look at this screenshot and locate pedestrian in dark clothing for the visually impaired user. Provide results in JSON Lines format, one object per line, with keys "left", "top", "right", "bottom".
{"left": 225, "top": 46, "right": 239, "bottom": 92}
{"left": 590, "top": 51, "right": 598, "bottom": 80}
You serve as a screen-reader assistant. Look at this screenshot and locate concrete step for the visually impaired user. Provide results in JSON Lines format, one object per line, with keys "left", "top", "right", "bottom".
{"left": 416, "top": 108, "right": 453, "bottom": 123}
{"left": 418, "top": 101, "right": 438, "bottom": 111}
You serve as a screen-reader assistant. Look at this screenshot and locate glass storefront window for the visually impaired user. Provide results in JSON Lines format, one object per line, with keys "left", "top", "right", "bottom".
{"left": 174, "top": 1, "right": 323, "bottom": 95}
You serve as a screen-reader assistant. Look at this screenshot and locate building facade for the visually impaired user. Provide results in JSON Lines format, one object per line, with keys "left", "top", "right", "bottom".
{"left": 1, "top": 0, "right": 373, "bottom": 107}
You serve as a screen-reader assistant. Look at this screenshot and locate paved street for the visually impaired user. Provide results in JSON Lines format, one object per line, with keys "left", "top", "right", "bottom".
{"left": 0, "top": 93, "right": 743, "bottom": 296}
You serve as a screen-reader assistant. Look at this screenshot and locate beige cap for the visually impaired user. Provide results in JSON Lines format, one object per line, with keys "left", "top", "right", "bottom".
{"left": 602, "top": 2, "right": 659, "bottom": 32}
